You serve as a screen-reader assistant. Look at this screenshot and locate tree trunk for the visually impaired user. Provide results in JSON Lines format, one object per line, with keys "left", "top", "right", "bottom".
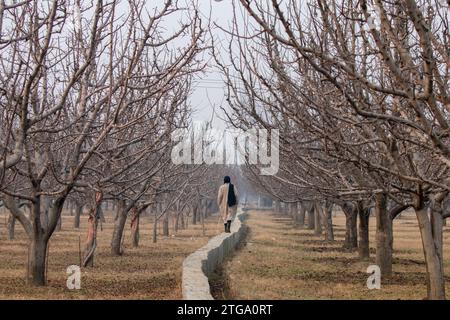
{"left": 41, "top": 210, "right": 49, "bottom": 231}
{"left": 342, "top": 203, "right": 358, "bottom": 250}
{"left": 152, "top": 210, "right": 158, "bottom": 243}
{"left": 431, "top": 209, "right": 444, "bottom": 264}
{"left": 275, "top": 200, "right": 281, "bottom": 213}
{"left": 180, "top": 212, "right": 185, "bottom": 229}
{"left": 358, "top": 203, "right": 370, "bottom": 260}
{"left": 375, "top": 193, "right": 393, "bottom": 278}
{"left": 323, "top": 201, "right": 334, "bottom": 241}
{"left": 83, "top": 214, "right": 97, "bottom": 267}
{"left": 130, "top": 211, "right": 140, "bottom": 248}
{"left": 175, "top": 201, "right": 183, "bottom": 232}
{"left": 298, "top": 203, "right": 305, "bottom": 227}
{"left": 7, "top": 214, "right": 16, "bottom": 240}
{"left": 69, "top": 200, "right": 74, "bottom": 216}
{"left": 282, "top": 202, "right": 288, "bottom": 215}
{"left": 204, "top": 201, "right": 208, "bottom": 230}
{"left": 74, "top": 202, "right": 83, "bottom": 229}
{"left": 40, "top": 196, "right": 53, "bottom": 231}
{"left": 55, "top": 216, "right": 62, "bottom": 232}
{"left": 27, "top": 235, "right": 48, "bottom": 286}
{"left": 307, "top": 204, "right": 315, "bottom": 230}
{"left": 175, "top": 212, "right": 180, "bottom": 233}
{"left": 25, "top": 195, "right": 50, "bottom": 286}
{"left": 192, "top": 205, "right": 197, "bottom": 225}
{"left": 314, "top": 201, "right": 322, "bottom": 236}
{"left": 83, "top": 193, "right": 103, "bottom": 267}
{"left": 114, "top": 199, "right": 125, "bottom": 221}
{"left": 291, "top": 202, "right": 298, "bottom": 221}
{"left": 98, "top": 205, "right": 106, "bottom": 223}
{"left": 201, "top": 202, "right": 206, "bottom": 236}
{"left": 196, "top": 203, "right": 202, "bottom": 223}
{"left": 111, "top": 204, "right": 128, "bottom": 256}
{"left": 98, "top": 206, "right": 105, "bottom": 232}
{"left": 415, "top": 206, "right": 445, "bottom": 299}
{"left": 163, "top": 211, "right": 169, "bottom": 237}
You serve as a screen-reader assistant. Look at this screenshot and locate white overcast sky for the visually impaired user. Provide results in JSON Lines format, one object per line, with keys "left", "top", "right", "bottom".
{"left": 189, "top": 0, "right": 237, "bottom": 130}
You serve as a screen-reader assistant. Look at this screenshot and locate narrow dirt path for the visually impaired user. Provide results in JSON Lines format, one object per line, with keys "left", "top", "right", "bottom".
{"left": 211, "top": 209, "right": 450, "bottom": 300}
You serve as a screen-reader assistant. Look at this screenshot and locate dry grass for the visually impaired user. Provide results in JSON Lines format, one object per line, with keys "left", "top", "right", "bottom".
{"left": 0, "top": 209, "right": 224, "bottom": 299}
{"left": 217, "top": 209, "right": 450, "bottom": 300}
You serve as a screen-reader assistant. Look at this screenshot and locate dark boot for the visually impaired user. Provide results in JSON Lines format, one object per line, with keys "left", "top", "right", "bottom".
{"left": 226, "top": 220, "right": 232, "bottom": 233}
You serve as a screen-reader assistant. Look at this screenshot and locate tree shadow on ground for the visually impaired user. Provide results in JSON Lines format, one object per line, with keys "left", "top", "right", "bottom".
{"left": 303, "top": 245, "right": 357, "bottom": 254}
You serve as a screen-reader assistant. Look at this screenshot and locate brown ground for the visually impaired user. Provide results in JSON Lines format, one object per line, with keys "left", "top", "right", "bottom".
{"left": 0, "top": 209, "right": 223, "bottom": 299}
{"left": 213, "top": 209, "right": 450, "bottom": 300}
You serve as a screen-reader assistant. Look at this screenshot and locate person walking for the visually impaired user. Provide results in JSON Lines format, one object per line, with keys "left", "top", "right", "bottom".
{"left": 217, "top": 176, "right": 239, "bottom": 233}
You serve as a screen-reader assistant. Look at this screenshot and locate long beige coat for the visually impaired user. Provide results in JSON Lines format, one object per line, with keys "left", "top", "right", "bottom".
{"left": 217, "top": 183, "right": 239, "bottom": 223}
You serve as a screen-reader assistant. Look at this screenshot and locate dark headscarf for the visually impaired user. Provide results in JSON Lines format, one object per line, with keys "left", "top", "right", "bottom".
{"left": 224, "top": 176, "right": 236, "bottom": 207}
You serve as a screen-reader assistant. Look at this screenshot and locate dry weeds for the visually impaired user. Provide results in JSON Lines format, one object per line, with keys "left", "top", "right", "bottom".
{"left": 217, "top": 210, "right": 450, "bottom": 300}
{"left": 0, "top": 209, "right": 223, "bottom": 299}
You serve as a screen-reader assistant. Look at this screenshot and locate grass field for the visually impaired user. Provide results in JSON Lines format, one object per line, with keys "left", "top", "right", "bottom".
{"left": 0, "top": 209, "right": 223, "bottom": 299}
{"left": 212, "top": 209, "right": 450, "bottom": 300}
